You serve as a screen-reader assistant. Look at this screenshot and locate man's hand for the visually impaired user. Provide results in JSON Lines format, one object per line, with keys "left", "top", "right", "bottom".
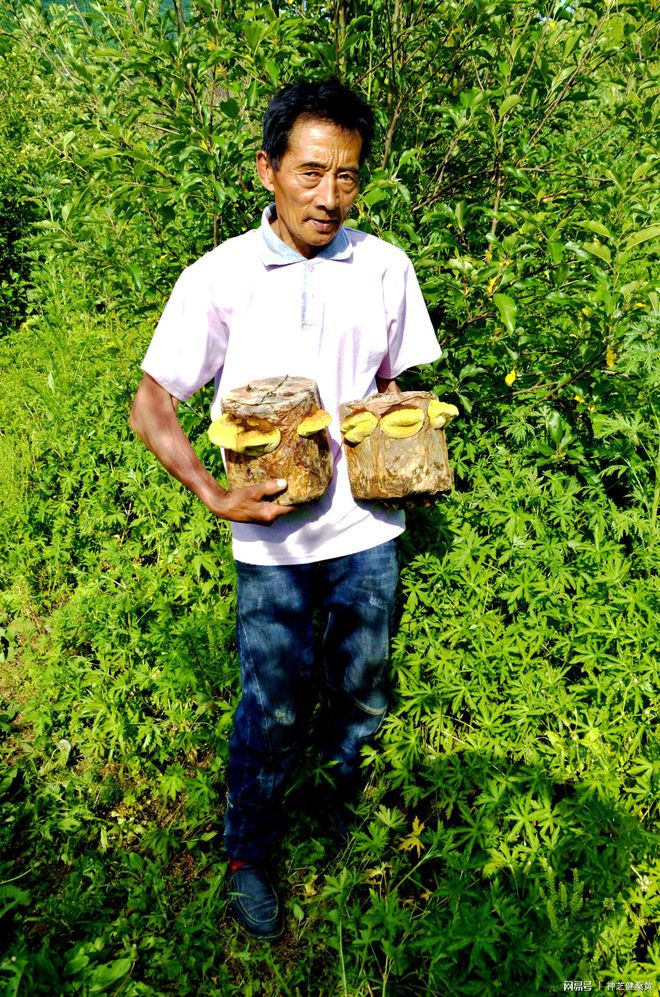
{"left": 376, "top": 376, "right": 401, "bottom": 395}
{"left": 130, "top": 373, "right": 295, "bottom": 524}
{"left": 212, "top": 479, "right": 295, "bottom": 523}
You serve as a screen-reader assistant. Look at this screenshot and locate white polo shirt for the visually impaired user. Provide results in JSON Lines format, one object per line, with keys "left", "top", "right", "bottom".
{"left": 142, "top": 207, "right": 441, "bottom": 566}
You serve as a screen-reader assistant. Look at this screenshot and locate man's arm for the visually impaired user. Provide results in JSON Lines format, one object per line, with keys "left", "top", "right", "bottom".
{"left": 129, "top": 373, "right": 294, "bottom": 524}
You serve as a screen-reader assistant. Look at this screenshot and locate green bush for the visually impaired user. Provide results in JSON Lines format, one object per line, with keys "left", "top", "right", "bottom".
{"left": 2, "top": 307, "right": 658, "bottom": 994}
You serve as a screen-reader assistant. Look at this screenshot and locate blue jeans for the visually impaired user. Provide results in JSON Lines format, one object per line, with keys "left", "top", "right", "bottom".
{"left": 223, "top": 540, "right": 399, "bottom": 863}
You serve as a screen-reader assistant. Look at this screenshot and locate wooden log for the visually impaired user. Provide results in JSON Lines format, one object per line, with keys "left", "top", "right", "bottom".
{"left": 220, "top": 376, "right": 333, "bottom": 505}
{"left": 339, "top": 391, "right": 454, "bottom": 501}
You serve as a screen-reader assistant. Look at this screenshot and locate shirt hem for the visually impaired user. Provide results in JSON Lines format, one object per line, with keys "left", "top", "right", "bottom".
{"left": 232, "top": 521, "right": 405, "bottom": 567}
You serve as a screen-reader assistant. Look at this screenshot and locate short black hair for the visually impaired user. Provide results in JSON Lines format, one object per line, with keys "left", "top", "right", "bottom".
{"left": 262, "top": 79, "right": 375, "bottom": 168}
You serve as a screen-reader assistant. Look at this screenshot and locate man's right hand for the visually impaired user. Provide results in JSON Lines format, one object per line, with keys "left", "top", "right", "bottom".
{"left": 212, "top": 479, "right": 295, "bottom": 524}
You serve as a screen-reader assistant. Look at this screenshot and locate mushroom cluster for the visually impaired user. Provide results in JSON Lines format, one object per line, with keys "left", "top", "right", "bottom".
{"left": 340, "top": 400, "right": 458, "bottom": 444}
{"left": 208, "top": 408, "right": 332, "bottom": 456}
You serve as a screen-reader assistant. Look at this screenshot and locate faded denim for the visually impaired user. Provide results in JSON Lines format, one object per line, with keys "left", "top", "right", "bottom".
{"left": 224, "top": 540, "right": 399, "bottom": 863}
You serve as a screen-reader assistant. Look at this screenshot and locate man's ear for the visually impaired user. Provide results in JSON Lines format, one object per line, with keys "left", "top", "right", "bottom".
{"left": 256, "top": 150, "right": 275, "bottom": 192}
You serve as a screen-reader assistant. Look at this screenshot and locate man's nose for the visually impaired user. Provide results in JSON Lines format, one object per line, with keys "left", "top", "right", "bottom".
{"left": 315, "top": 173, "right": 339, "bottom": 210}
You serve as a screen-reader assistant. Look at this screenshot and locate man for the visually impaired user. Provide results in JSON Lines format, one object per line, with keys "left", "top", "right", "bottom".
{"left": 130, "top": 79, "right": 440, "bottom": 940}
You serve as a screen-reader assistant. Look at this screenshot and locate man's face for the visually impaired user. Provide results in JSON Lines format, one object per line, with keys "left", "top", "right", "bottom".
{"left": 256, "top": 117, "right": 362, "bottom": 259}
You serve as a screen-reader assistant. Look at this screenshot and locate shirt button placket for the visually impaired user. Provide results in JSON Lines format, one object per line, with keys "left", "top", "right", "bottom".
{"left": 302, "top": 262, "right": 318, "bottom": 330}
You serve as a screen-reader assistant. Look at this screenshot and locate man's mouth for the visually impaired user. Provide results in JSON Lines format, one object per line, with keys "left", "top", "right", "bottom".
{"left": 309, "top": 218, "right": 339, "bottom": 233}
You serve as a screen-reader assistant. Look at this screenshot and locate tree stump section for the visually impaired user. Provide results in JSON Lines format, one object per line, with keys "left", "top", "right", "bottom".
{"left": 339, "top": 391, "right": 454, "bottom": 501}
{"left": 221, "top": 376, "right": 333, "bottom": 505}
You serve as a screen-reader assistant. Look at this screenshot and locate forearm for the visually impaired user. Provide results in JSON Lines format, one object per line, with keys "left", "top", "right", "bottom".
{"left": 130, "top": 375, "right": 228, "bottom": 515}
{"left": 129, "top": 374, "right": 293, "bottom": 523}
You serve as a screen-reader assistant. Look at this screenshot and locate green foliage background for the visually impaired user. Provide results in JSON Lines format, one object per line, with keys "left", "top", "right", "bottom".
{"left": 0, "top": 0, "right": 658, "bottom": 993}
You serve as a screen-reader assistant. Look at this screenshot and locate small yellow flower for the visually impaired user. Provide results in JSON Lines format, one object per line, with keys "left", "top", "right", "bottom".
{"left": 484, "top": 250, "right": 493, "bottom": 263}
{"left": 505, "top": 369, "right": 517, "bottom": 387}
{"left": 573, "top": 394, "right": 586, "bottom": 404}
{"left": 581, "top": 307, "right": 591, "bottom": 317}
{"left": 606, "top": 347, "right": 616, "bottom": 367}
{"left": 486, "top": 275, "right": 499, "bottom": 297}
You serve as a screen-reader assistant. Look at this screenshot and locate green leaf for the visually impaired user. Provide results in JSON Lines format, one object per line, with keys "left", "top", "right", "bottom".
{"left": 0, "top": 765, "right": 17, "bottom": 792}
{"left": 159, "top": 763, "right": 186, "bottom": 800}
{"left": 292, "top": 901, "right": 304, "bottom": 922}
{"left": 565, "top": 241, "right": 590, "bottom": 261}
{"left": 547, "top": 241, "right": 563, "bottom": 263}
{"left": 218, "top": 98, "right": 239, "bottom": 119}
{"left": 66, "top": 952, "right": 91, "bottom": 974}
{"left": 88, "top": 957, "right": 133, "bottom": 993}
{"left": 246, "top": 80, "right": 260, "bottom": 108}
{"left": 493, "top": 293, "right": 517, "bottom": 334}
{"left": 581, "top": 220, "right": 611, "bottom": 240}
{"left": 459, "top": 365, "right": 487, "bottom": 380}
{"left": 456, "top": 392, "right": 473, "bottom": 414}
{"left": 362, "top": 187, "right": 388, "bottom": 207}
{"left": 631, "top": 161, "right": 655, "bottom": 183}
{"left": 84, "top": 148, "right": 122, "bottom": 162}
{"left": 623, "top": 225, "right": 660, "bottom": 251}
{"left": 381, "top": 230, "right": 406, "bottom": 250}
{"left": 0, "top": 885, "right": 30, "bottom": 919}
{"left": 583, "top": 241, "right": 611, "bottom": 264}
{"left": 396, "top": 147, "right": 422, "bottom": 171}
{"left": 546, "top": 409, "right": 567, "bottom": 446}
{"left": 498, "top": 94, "right": 521, "bottom": 118}
{"left": 127, "top": 264, "right": 143, "bottom": 291}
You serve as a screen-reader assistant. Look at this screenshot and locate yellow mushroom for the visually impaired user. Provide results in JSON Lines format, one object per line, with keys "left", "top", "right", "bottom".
{"left": 296, "top": 409, "right": 332, "bottom": 437}
{"left": 209, "top": 415, "right": 281, "bottom": 455}
{"left": 427, "top": 400, "right": 459, "bottom": 429}
{"left": 208, "top": 414, "right": 240, "bottom": 450}
{"left": 235, "top": 427, "right": 281, "bottom": 456}
{"left": 340, "top": 410, "right": 379, "bottom": 444}
{"left": 380, "top": 408, "right": 424, "bottom": 439}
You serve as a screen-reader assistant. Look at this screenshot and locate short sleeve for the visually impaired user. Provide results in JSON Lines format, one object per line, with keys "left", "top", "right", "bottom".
{"left": 376, "top": 254, "right": 441, "bottom": 380}
{"left": 141, "top": 266, "right": 229, "bottom": 401}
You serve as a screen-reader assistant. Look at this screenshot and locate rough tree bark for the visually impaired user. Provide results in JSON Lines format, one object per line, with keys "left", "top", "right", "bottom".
{"left": 340, "top": 390, "right": 454, "bottom": 501}
{"left": 221, "top": 376, "right": 333, "bottom": 505}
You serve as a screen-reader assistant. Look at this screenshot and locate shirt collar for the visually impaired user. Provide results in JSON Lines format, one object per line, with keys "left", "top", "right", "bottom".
{"left": 258, "top": 204, "right": 353, "bottom": 266}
